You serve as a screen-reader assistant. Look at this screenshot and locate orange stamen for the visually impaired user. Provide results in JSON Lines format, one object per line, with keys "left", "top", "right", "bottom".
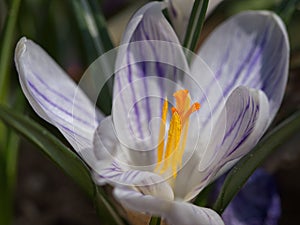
{"left": 156, "top": 90, "right": 201, "bottom": 179}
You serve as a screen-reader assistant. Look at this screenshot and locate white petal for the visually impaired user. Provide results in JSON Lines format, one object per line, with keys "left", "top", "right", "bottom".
{"left": 208, "top": 87, "right": 269, "bottom": 185}
{"left": 15, "top": 37, "right": 103, "bottom": 153}
{"left": 184, "top": 54, "right": 226, "bottom": 135}
{"left": 172, "top": 152, "right": 209, "bottom": 199}
{"left": 112, "top": 2, "right": 190, "bottom": 153}
{"left": 114, "top": 188, "right": 224, "bottom": 225}
{"left": 93, "top": 116, "right": 158, "bottom": 169}
{"left": 184, "top": 86, "right": 270, "bottom": 201}
{"left": 93, "top": 116, "right": 120, "bottom": 162}
{"left": 92, "top": 118, "right": 171, "bottom": 196}
{"left": 204, "top": 87, "right": 269, "bottom": 170}
{"left": 93, "top": 161, "right": 174, "bottom": 201}
{"left": 196, "top": 11, "right": 289, "bottom": 124}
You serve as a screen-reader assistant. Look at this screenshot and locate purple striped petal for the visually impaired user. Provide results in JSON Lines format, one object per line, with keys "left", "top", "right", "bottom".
{"left": 114, "top": 187, "right": 224, "bottom": 225}
{"left": 201, "top": 86, "right": 269, "bottom": 170}
{"left": 195, "top": 11, "right": 289, "bottom": 125}
{"left": 93, "top": 161, "right": 174, "bottom": 200}
{"left": 92, "top": 117, "right": 171, "bottom": 195}
{"left": 112, "top": 2, "right": 190, "bottom": 152}
{"left": 15, "top": 37, "right": 103, "bottom": 153}
{"left": 183, "top": 86, "right": 269, "bottom": 201}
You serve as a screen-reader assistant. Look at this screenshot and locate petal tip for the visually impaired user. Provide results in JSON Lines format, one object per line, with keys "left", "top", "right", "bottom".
{"left": 15, "top": 37, "right": 28, "bottom": 58}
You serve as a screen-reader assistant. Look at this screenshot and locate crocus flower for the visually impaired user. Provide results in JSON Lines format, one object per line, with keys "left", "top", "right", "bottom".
{"left": 167, "top": 0, "right": 224, "bottom": 41}
{"left": 15, "top": 1, "right": 289, "bottom": 225}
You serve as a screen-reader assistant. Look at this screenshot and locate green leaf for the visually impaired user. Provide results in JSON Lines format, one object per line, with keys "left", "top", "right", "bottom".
{"left": 276, "top": 0, "right": 300, "bottom": 24}
{"left": 0, "top": 0, "right": 22, "bottom": 223}
{"left": 149, "top": 216, "right": 161, "bottom": 225}
{"left": 5, "top": 90, "right": 24, "bottom": 188}
{"left": 0, "top": 105, "right": 94, "bottom": 195}
{"left": 4, "top": 91, "right": 24, "bottom": 212}
{"left": 70, "top": 0, "right": 114, "bottom": 59}
{"left": 0, "top": 0, "right": 21, "bottom": 104}
{"left": 0, "top": 128, "right": 20, "bottom": 225}
{"left": 85, "top": 0, "right": 114, "bottom": 52}
{"left": 95, "top": 187, "right": 128, "bottom": 225}
{"left": 0, "top": 0, "right": 21, "bottom": 154}
{"left": 70, "top": 0, "right": 114, "bottom": 115}
{"left": 183, "top": 0, "right": 209, "bottom": 53}
{"left": 213, "top": 110, "right": 300, "bottom": 214}
{"left": 0, "top": 105, "right": 125, "bottom": 225}
{"left": 194, "top": 183, "right": 213, "bottom": 207}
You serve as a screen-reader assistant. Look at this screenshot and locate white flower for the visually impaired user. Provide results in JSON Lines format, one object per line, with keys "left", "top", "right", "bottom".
{"left": 15, "top": 2, "right": 289, "bottom": 225}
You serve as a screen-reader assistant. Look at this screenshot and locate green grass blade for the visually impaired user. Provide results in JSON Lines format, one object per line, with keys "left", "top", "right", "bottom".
{"left": 85, "top": 0, "right": 114, "bottom": 53}
{"left": 0, "top": 105, "right": 125, "bottom": 224}
{"left": 0, "top": 105, "right": 23, "bottom": 225}
{"left": 149, "top": 216, "right": 161, "bottom": 225}
{"left": 0, "top": 0, "right": 22, "bottom": 223}
{"left": 183, "top": 0, "right": 209, "bottom": 52}
{"left": 0, "top": 105, "right": 94, "bottom": 196}
{"left": 276, "top": 0, "right": 300, "bottom": 24}
{"left": 0, "top": 0, "right": 22, "bottom": 158}
{"left": 5, "top": 90, "right": 25, "bottom": 192}
{"left": 95, "top": 187, "right": 127, "bottom": 225}
{"left": 0, "top": 0, "right": 21, "bottom": 103}
{"left": 213, "top": 110, "right": 300, "bottom": 214}
{"left": 70, "top": 0, "right": 114, "bottom": 115}
{"left": 0, "top": 129, "right": 20, "bottom": 225}
{"left": 71, "top": 0, "right": 113, "bottom": 59}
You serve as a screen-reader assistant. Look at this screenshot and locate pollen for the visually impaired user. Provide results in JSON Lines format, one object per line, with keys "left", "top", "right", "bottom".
{"left": 155, "top": 90, "right": 200, "bottom": 179}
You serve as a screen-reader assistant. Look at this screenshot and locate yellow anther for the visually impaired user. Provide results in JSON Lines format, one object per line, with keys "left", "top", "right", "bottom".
{"left": 161, "top": 111, "right": 181, "bottom": 173}
{"left": 157, "top": 98, "right": 168, "bottom": 164}
{"left": 156, "top": 90, "right": 200, "bottom": 180}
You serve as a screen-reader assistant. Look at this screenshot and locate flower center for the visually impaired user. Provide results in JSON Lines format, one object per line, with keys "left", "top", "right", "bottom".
{"left": 155, "top": 89, "right": 200, "bottom": 179}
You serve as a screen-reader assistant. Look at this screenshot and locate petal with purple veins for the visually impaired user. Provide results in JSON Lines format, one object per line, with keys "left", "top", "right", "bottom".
{"left": 15, "top": 37, "right": 103, "bottom": 152}
{"left": 203, "top": 86, "right": 269, "bottom": 170}
{"left": 195, "top": 11, "right": 289, "bottom": 125}
{"left": 183, "top": 86, "right": 270, "bottom": 201}
{"left": 94, "top": 161, "right": 174, "bottom": 201}
{"left": 113, "top": 2, "right": 190, "bottom": 152}
{"left": 114, "top": 187, "right": 224, "bottom": 225}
